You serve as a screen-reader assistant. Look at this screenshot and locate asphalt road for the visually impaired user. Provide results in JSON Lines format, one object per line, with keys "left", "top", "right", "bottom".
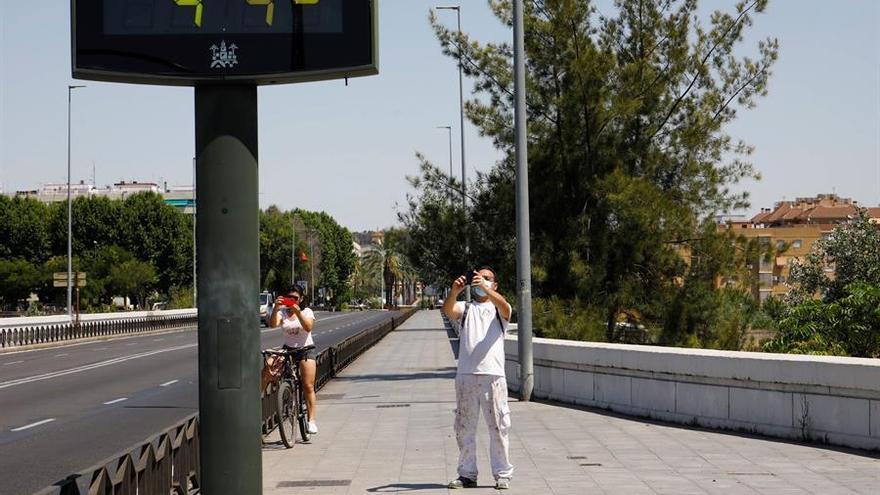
{"left": 0, "top": 310, "right": 397, "bottom": 495}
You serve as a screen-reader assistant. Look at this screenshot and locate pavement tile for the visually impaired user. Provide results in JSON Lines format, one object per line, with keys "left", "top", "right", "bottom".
{"left": 261, "top": 310, "right": 880, "bottom": 495}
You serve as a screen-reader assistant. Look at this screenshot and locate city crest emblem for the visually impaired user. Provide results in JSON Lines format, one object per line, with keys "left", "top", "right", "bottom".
{"left": 209, "top": 41, "right": 239, "bottom": 69}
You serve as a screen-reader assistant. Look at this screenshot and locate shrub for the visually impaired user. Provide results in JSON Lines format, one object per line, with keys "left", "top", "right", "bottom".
{"left": 532, "top": 297, "right": 607, "bottom": 342}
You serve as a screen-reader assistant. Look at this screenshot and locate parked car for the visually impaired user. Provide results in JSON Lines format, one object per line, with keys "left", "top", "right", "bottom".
{"left": 259, "top": 292, "right": 274, "bottom": 326}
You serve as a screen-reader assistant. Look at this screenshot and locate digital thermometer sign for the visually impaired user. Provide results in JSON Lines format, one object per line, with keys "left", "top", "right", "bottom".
{"left": 73, "top": 0, "right": 378, "bottom": 85}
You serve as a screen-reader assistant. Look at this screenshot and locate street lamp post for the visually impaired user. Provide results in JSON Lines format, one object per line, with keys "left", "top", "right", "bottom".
{"left": 292, "top": 214, "right": 297, "bottom": 288}
{"left": 192, "top": 157, "right": 197, "bottom": 306}
{"left": 309, "top": 231, "right": 316, "bottom": 304}
{"left": 293, "top": 221, "right": 319, "bottom": 303}
{"left": 67, "top": 85, "right": 85, "bottom": 319}
{"left": 437, "top": 125, "right": 453, "bottom": 201}
{"left": 513, "top": 0, "right": 534, "bottom": 401}
{"left": 436, "top": 4, "right": 470, "bottom": 301}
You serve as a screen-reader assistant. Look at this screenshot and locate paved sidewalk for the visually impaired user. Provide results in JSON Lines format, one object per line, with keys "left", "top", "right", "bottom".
{"left": 262, "top": 310, "right": 880, "bottom": 494}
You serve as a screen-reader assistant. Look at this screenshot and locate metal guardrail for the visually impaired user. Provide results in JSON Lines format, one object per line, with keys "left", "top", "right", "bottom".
{"left": 0, "top": 312, "right": 198, "bottom": 350}
{"left": 32, "top": 415, "right": 200, "bottom": 495}
{"left": 35, "top": 308, "right": 418, "bottom": 495}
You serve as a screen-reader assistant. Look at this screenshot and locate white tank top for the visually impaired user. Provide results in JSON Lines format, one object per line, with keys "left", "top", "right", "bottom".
{"left": 280, "top": 307, "right": 316, "bottom": 348}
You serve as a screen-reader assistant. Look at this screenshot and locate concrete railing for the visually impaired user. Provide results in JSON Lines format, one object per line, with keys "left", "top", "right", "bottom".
{"left": 504, "top": 336, "right": 880, "bottom": 451}
{"left": 0, "top": 309, "right": 198, "bottom": 350}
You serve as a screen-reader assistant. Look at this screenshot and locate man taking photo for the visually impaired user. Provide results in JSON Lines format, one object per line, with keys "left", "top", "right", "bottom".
{"left": 442, "top": 266, "right": 514, "bottom": 490}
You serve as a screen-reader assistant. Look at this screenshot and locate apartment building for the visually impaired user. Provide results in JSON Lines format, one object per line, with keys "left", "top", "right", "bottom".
{"left": 11, "top": 181, "right": 194, "bottom": 215}
{"left": 723, "top": 194, "right": 880, "bottom": 302}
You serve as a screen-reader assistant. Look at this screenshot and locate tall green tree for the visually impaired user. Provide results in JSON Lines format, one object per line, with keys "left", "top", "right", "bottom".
{"left": 259, "top": 207, "right": 355, "bottom": 306}
{"left": 0, "top": 258, "right": 41, "bottom": 310}
{"left": 403, "top": 0, "right": 778, "bottom": 340}
{"left": 0, "top": 196, "right": 51, "bottom": 264}
{"left": 786, "top": 210, "right": 880, "bottom": 304}
{"left": 81, "top": 245, "right": 137, "bottom": 308}
{"left": 298, "top": 210, "right": 357, "bottom": 306}
{"left": 109, "top": 259, "right": 157, "bottom": 309}
{"left": 766, "top": 211, "right": 880, "bottom": 357}
{"left": 260, "top": 206, "right": 301, "bottom": 294}
{"left": 117, "top": 193, "right": 193, "bottom": 294}
{"left": 399, "top": 156, "right": 472, "bottom": 289}
{"left": 362, "top": 244, "right": 407, "bottom": 307}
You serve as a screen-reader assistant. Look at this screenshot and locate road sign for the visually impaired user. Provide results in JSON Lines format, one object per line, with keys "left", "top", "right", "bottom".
{"left": 53, "top": 272, "right": 87, "bottom": 287}
{"left": 72, "top": 0, "right": 378, "bottom": 86}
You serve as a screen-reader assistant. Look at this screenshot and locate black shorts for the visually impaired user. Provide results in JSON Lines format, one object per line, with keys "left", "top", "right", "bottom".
{"left": 283, "top": 345, "right": 315, "bottom": 362}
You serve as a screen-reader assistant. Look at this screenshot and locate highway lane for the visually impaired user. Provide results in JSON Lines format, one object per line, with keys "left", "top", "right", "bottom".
{"left": 0, "top": 310, "right": 396, "bottom": 495}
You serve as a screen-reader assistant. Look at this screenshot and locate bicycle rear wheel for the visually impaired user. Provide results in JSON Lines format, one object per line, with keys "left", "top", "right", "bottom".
{"left": 277, "top": 381, "right": 297, "bottom": 448}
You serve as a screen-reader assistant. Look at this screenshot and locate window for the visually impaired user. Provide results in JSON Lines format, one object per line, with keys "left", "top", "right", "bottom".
{"left": 776, "top": 240, "right": 786, "bottom": 250}
{"left": 792, "top": 240, "right": 802, "bottom": 248}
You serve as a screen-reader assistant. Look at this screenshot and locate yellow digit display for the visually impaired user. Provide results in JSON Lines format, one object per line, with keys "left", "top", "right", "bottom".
{"left": 248, "top": 0, "right": 275, "bottom": 26}
{"left": 174, "top": 0, "right": 203, "bottom": 27}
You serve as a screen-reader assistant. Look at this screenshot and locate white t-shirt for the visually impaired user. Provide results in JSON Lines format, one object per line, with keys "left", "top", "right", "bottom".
{"left": 454, "top": 300, "right": 510, "bottom": 376}
{"left": 279, "top": 307, "right": 316, "bottom": 348}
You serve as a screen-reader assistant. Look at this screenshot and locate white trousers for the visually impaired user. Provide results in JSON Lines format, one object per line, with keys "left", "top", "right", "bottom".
{"left": 454, "top": 374, "right": 514, "bottom": 480}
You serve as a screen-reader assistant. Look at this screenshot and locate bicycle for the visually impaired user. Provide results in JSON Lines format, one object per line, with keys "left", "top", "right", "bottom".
{"left": 261, "top": 345, "right": 314, "bottom": 448}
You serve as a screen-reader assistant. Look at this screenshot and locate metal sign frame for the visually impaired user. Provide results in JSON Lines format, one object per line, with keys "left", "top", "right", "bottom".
{"left": 71, "top": 0, "right": 378, "bottom": 86}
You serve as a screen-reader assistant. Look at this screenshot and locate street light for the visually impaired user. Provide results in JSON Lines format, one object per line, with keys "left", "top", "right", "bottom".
{"left": 436, "top": 4, "right": 470, "bottom": 301}
{"left": 292, "top": 220, "right": 319, "bottom": 304}
{"left": 436, "top": 125, "right": 453, "bottom": 201}
{"left": 513, "top": 0, "right": 534, "bottom": 401}
{"left": 192, "top": 157, "right": 197, "bottom": 306}
{"left": 67, "top": 85, "right": 85, "bottom": 319}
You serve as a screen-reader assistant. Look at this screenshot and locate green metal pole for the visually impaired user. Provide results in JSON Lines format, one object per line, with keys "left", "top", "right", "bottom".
{"left": 195, "top": 85, "right": 262, "bottom": 494}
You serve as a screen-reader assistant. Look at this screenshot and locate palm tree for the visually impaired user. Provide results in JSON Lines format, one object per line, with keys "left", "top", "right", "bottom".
{"left": 397, "top": 257, "right": 419, "bottom": 306}
{"left": 362, "top": 245, "right": 406, "bottom": 308}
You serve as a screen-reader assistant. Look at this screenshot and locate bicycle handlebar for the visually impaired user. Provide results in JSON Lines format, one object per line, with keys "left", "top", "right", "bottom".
{"left": 262, "top": 345, "right": 316, "bottom": 356}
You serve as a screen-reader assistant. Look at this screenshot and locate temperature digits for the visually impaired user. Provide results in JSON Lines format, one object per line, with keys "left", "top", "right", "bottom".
{"left": 172, "top": 0, "right": 319, "bottom": 28}
{"left": 247, "top": 0, "right": 275, "bottom": 26}
{"left": 174, "top": 0, "right": 203, "bottom": 27}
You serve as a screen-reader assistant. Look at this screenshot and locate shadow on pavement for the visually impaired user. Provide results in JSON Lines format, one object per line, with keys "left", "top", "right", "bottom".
{"left": 366, "top": 483, "right": 447, "bottom": 492}
{"left": 333, "top": 368, "right": 456, "bottom": 382}
{"left": 442, "top": 321, "right": 460, "bottom": 359}
{"left": 536, "top": 396, "right": 880, "bottom": 460}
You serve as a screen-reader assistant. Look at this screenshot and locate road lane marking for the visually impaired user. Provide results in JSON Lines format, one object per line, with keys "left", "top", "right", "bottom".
{"left": 103, "top": 397, "right": 128, "bottom": 405}
{"left": 11, "top": 418, "right": 56, "bottom": 432}
{"left": 160, "top": 380, "right": 179, "bottom": 387}
{"left": 153, "top": 338, "right": 165, "bottom": 342}
{"left": 0, "top": 343, "right": 196, "bottom": 391}
{"left": 126, "top": 343, "right": 138, "bottom": 346}
{"left": 54, "top": 353, "right": 68, "bottom": 357}
{"left": 3, "top": 361, "right": 24, "bottom": 366}
{"left": 95, "top": 347, "right": 109, "bottom": 350}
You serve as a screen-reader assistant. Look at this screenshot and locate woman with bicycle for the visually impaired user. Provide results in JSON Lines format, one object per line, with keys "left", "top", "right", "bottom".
{"left": 269, "top": 284, "right": 319, "bottom": 435}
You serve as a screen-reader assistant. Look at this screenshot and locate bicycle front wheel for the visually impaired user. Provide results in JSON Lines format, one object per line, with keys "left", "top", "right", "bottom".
{"left": 277, "top": 381, "right": 297, "bottom": 448}
{"left": 298, "top": 389, "right": 311, "bottom": 443}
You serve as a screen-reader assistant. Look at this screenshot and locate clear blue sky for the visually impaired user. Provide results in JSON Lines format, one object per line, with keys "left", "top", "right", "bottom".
{"left": 1, "top": 1, "right": 878, "bottom": 231}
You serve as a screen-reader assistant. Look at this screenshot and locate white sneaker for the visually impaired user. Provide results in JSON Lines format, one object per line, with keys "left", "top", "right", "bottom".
{"left": 307, "top": 421, "right": 318, "bottom": 434}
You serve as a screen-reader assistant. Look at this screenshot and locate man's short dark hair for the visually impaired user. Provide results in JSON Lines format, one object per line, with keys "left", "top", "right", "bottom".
{"left": 476, "top": 265, "right": 497, "bottom": 280}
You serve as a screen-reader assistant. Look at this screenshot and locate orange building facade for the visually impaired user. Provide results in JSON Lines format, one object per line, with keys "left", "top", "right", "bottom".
{"left": 721, "top": 194, "right": 880, "bottom": 302}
